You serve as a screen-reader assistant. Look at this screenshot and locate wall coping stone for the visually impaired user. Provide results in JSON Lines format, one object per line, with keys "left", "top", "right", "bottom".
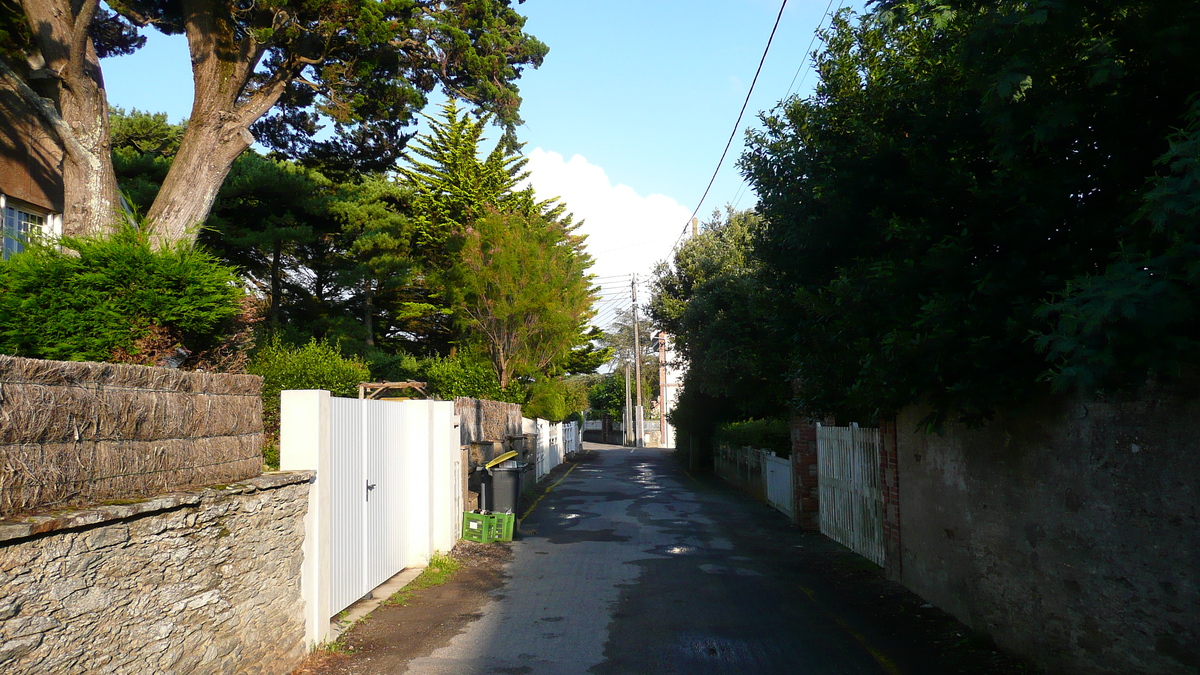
{"left": 0, "top": 471, "right": 315, "bottom": 544}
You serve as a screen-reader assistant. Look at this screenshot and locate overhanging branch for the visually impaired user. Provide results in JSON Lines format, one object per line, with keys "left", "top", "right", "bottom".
{"left": 0, "top": 58, "right": 89, "bottom": 164}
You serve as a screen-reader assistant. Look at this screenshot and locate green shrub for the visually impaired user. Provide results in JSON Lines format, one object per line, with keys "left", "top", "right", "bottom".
{"left": 423, "top": 354, "right": 524, "bottom": 403}
{"left": 524, "top": 378, "right": 567, "bottom": 421}
{"left": 523, "top": 377, "right": 588, "bottom": 421}
{"left": 0, "top": 225, "right": 242, "bottom": 362}
{"left": 362, "top": 349, "right": 422, "bottom": 383}
{"left": 714, "top": 418, "right": 791, "bottom": 457}
{"left": 247, "top": 336, "right": 371, "bottom": 467}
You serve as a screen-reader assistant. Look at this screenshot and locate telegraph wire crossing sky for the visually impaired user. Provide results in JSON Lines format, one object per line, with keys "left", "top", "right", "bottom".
{"left": 99, "top": 1, "right": 861, "bottom": 301}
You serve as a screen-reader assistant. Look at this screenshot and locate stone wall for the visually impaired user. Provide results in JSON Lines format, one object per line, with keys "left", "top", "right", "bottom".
{"left": 895, "top": 394, "right": 1198, "bottom": 674}
{"left": 0, "top": 472, "right": 313, "bottom": 674}
{"left": 454, "top": 397, "right": 522, "bottom": 447}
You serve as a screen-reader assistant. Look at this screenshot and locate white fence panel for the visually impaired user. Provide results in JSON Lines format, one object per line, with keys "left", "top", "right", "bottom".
{"left": 817, "top": 424, "right": 884, "bottom": 566}
{"left": 764, "top": 453, "right": 793, "bottom": 518}
{"left": 549, "top": 423, "right": 562, "bottom": 468}
{"left": 328, "top": 397, "right": 364, "bottom": 615}
{"left": 562, "top": 421, "right": 579, "bottom": 455}
{"left": 534, "top": 418, "right": 551, "bottom": 481}
{"left": 400, "top": 401, "right": 432, "bottom": 568}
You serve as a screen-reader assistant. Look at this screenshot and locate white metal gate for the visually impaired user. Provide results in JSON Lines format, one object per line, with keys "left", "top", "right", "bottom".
{"left": 327, "top": 398, "right": 460, "bottom": 616}
{"left": 817, "top": 423, "right": 884, "bottom": 566}
{"left": 764, "top": 453, "right": 793, "bottom": 518}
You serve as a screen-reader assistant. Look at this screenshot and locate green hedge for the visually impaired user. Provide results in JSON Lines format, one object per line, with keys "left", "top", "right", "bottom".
{"left": 714, "top": 418, "right": 790, "bottom": 457}
{"left": 0, "top": 226, "right": 242, "bottom": 362}
{"left": 247, "top": 336, "right": 371, "bottom": 468}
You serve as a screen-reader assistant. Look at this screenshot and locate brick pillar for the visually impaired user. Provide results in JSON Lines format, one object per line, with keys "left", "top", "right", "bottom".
{"left": 879, "top": 418, "right": 902, "bottom": 581}
{"left": 790, "top": 414, "right": 820, "bottom": 530}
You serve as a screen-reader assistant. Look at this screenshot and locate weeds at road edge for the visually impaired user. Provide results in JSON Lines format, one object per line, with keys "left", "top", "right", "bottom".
{"left": 382, "top": 552, "right": 462, "bottom": 607}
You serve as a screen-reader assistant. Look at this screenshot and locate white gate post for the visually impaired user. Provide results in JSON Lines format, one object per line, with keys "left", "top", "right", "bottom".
{"left": 280, "top": 389, "right": 332, "bottom": 648}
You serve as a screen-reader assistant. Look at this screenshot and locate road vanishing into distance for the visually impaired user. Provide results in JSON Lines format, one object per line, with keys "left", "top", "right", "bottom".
{"left": 397, "top": 444, "right": 1025, "bottom": 675}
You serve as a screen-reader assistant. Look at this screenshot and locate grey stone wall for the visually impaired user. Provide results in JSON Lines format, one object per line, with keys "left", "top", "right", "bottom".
{"left": 0, "top": 472, "right": 313, "bottom": 674}
{"left": 896, "top": 394, "right": 1199, "bottom": 674}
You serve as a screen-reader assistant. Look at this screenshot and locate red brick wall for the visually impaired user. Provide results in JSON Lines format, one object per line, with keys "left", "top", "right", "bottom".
{"left": 790, "top": 414, "right": 819, "bottom": 530}
{"left": 879, "top": 418, "right": 901, "bottom": 580}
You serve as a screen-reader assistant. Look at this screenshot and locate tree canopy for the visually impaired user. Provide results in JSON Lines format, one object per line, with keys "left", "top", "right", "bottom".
{"left": 650, "top": 0, "right": 1200, "bottom": 439}
{"left": 4, "top": 0, "right": 547, "bottom": 244}
{"left": 445, "top": 209, "right": 595, "bottom": 388}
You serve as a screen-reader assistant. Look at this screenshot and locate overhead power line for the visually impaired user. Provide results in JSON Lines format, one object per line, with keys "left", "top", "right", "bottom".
{"left": 783, "top": 0, "right": 842, "bottom": 101}
{"left": 680, "top": 0, "right": 790, "bottom": 240}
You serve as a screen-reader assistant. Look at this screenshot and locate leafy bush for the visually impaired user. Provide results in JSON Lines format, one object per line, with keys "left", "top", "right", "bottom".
{"left": 0, "top": 225, "right": 242, "bottom": 363}
{"left": 247, "top": 336, "right": 371, "bottom": 468}
{"left": 714, "top": 418, "right": 791, "bottom": 457}
{"left": 522, "top": 377, "right": 588, "bottom": 421}
{"left": 423, "top": 354, "right": 524, "bottom": 403}
{"left": 362, "top": 349, "right": 423, "bottom": 383}
{"left": 587, "top": 374, "right": 624, "bottom": 419}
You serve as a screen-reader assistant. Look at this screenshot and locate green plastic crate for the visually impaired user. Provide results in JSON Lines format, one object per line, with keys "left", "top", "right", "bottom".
{"left": 461, "top": 512, "right": 515, "bottom": 543}
{"left": 494, "top": 512, "right": 515, "bottom": 542}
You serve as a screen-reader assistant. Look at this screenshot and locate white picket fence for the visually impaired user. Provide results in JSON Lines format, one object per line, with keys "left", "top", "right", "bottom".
{"left": 714, "top": 445, "right": 794, "bottom": 520}
{"left": 764, "top": 453, "right": 793, "bottom": 518}
{"left": 526, "top": 418, "right": 580, "bottom": 482}
{"left": 562, "top": 421, "right": 581, "bottom": 455}
{"left": 816, "top": 423, "right": 884, "bottom": 566}
{"left": 281, "top": 390, "right": 462, "bottom": 647}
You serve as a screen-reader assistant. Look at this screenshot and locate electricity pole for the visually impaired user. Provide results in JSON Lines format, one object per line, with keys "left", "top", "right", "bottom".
{"left": 631, "top": 274, "right": 645, "bottom": 447}
{"left": 623, "top": 363, "right": 632, "bottom": 446}
{"left": 659, "top": 331, "right": 668, "bottom": 447}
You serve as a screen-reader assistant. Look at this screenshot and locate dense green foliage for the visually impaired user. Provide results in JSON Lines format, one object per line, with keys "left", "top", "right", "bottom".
{"left": 714, "top": 419, "right": 791, "bottom": 458}
{"left": 717, "top": 0, "right": 1200, "bottom": 428}
{"left": 247, "top": 336, "right": 371, "bottom": 467}
{"left": 523, "top": 377, "right": 589, "bottom": 422}
{"left": 1036, "top": 102, "right": 1200, "bottom": 392}
{"left": 103, "top": 106, "right": 597, "bottom": 420}
{"left": 0, "top": 225, "right": 242, "bottom": 362}
{"left": 422, "top": 353, "right": 524, "bottom": 403}
{"left": 446, "top": 209, "right": 596, "bottom": 388}
{"left": 651, "top": 209, "right": 787, "bottom": 420}
{"left": 587, "top": 374, "right": 625, "bottom": 420}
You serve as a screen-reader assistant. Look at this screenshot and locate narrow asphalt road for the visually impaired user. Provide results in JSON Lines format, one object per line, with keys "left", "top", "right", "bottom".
{"left": 401, "top": 444, "right": 1024, "bottom": 675}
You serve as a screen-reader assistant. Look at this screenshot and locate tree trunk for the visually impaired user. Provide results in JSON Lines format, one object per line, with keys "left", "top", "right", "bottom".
{"left": 145, "top": 0, "right": 286, "bottom": 248}
{"left": 20, "top": 0, "right": 121, "bottom": 238}
{"left": 269, "top": 239, "right": 282, "bottom": 325}
{"left": 364, "top": 279, "right": 376, "bottom": 348}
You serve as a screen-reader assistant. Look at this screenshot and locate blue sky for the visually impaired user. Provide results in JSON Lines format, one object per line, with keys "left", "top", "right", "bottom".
{"left": 101, "top": 1, "right": 861, "bottom": 293}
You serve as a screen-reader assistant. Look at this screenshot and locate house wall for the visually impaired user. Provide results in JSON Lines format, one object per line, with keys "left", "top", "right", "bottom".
{"left": 0, "top": 472, "right": 312, "bottom": 675}
{"left": 0, "top": 87, "right": 63, "bottom": 213}
{"left": 895, "top": 394, "right": 1199, "bottom": 674}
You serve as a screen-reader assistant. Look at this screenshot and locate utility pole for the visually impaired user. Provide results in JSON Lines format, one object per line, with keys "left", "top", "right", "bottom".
{"left": 631, "top": 274, "right": 645, "bottom": 447}
{"left": 659, "top": 331, "right": 668, "bottom": 447}
{"left": 692, "top": 217, "right": 699, "bottom": 238}
{"left": 623, "top": 363, "right": 632, "bottom": 446}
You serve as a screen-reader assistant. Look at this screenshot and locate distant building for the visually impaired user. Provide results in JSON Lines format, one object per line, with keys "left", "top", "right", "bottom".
{"left": 0, "top": 85, "right": 63, "bottom": 260}
{"left": 653, "top": 330, "right": 682, "bottom": 449}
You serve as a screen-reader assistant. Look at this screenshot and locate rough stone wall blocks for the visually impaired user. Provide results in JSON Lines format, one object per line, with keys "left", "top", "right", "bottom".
{"left": 0, "top": 472, "right": 313, "bottom": 674}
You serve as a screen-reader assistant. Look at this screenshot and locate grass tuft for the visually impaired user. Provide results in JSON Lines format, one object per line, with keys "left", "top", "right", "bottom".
{"left": 382, "top": 552, "right": 462, "bottom": 607}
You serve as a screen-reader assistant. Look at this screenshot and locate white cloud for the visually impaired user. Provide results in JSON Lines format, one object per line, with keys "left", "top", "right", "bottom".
{"left": 522, "top": 148, "right": 691, "bottom": 284}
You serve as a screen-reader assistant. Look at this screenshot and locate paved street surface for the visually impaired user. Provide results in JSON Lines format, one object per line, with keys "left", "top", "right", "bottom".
{"left": 401, "top": 444, "right": 1023, "bottom": 675}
